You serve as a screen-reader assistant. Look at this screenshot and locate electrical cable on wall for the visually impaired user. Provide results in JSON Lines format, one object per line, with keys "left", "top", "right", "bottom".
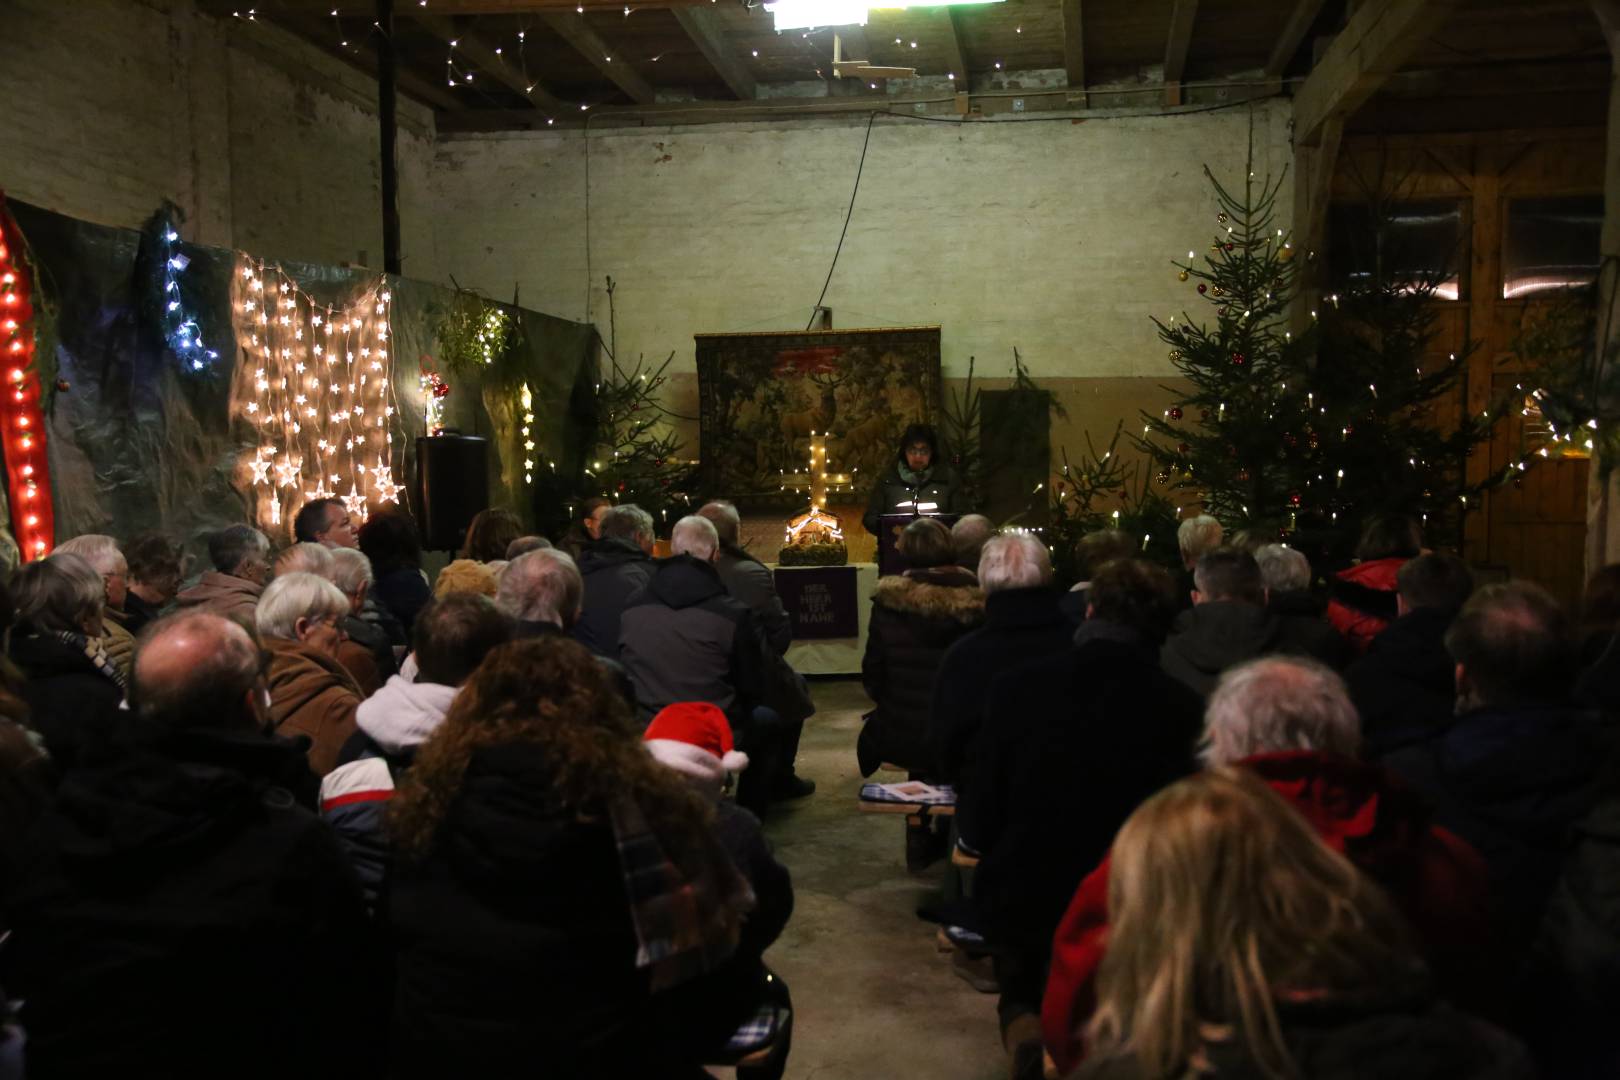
{"left": 806, "top": 111, "right": 877, "bottom": 331}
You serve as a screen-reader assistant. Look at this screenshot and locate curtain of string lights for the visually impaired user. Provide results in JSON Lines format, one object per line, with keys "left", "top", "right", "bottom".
{"left": 229, "top": 256, "right": 403, "bottom": 538}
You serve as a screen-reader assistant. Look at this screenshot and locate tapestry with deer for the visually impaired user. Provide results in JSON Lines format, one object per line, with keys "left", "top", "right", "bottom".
{"left": 695, "top": 326, "right": 942, "bottom": 510}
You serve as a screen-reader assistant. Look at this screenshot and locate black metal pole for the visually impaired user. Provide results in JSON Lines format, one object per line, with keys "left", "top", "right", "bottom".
{"left": 377, "top": 0, "right": 402, "bottom": 274}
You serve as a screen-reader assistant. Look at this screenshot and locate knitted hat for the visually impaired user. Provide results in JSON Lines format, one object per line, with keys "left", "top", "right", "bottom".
{"left": 644, "top": 702, "right": 750, "bottom": 782}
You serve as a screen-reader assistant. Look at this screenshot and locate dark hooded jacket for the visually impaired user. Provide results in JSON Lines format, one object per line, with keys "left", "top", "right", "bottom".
{"left": 388, "top": 742, "right": 763, "bottom": 1077}
{"left": 1160, "top": 599, "right": 1346, "bottom": 698}
{"left": 618, "top": 555, "right": 770, "bottom": 728}
{"left": 1346, "top": 605, "right": 1459, "bottom": 758}
{"left": 861, "top": 463, "right": 964, "bottom": 536}
{"left": 575, "top": 536, "right": 656, "bottom": 660}
{"left": 1385, "top": 702, "right": 1614, "bottom": 958}
{"left": 0, "top": 726, "right": 373, "bottom": 1078}
{"left": 929, "top": 586, "right": 1074, "bottom": 788}
{"left": 1042, "top": 751, "right": 1494, "bottom": 1076}
{"left": 715, "top": 543, "right": 792, "bottom": 655}
{"left": 857, "top": 565, "right": 984, "bottom": 775}
{"left": 8, "top": 630, "right": 124, "bottom": 770}
{"left": 963, "top": 622, "right": 1202, "bottom": 957}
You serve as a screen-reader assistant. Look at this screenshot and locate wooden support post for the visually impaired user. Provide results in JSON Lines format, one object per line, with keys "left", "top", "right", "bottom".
{"left": 377, "top": 0, "right": 401, "bottom": 274}
{"left": 1163, "top": 0, "right": 1197, "bottom": 107}
{"left": 1061, "top": 0, "right": 1086, "bottom": 105}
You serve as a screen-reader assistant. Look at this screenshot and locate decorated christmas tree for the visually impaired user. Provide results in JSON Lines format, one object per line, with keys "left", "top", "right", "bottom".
{"left": 1139, "top": 145, "right": 1507, "bottom": 559}
{"left": 574, "top": 351, "right": 697, "bottom": 529}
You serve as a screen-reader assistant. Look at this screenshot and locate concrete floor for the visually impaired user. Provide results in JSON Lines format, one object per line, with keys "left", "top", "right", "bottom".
{"left": 746, "top": 677, "right": 1008, "bottom": 1080}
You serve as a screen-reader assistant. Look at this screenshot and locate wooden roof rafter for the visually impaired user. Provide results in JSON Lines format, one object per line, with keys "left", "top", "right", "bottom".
{"left": 540, "top": 11, "right": 658, "bottom": 103}
{"left": 1162, "top": 0, "right": 1197, "bottom": 106}
{"left": 415, "top": 10, "right": 575, "bottom": 116}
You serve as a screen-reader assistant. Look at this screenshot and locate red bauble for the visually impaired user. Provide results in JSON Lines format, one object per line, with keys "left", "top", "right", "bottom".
{"left": 1225, "top": 243, "right": 1234, "bottom": 251}
{"left": 432, "top": 381, "right": 451, "bottom": 399}
{"left": 1201, "top": 409, "right": 1213, "bottom": 422}
{"left": 1232, "top": 352, "right": 1246, "bottom": 365}
{"left": 1169, "top": 406, "right": 1183, "bottom": 421}
{"left": 617, "top": 482, "right": 626, "bottom": 493}
{"left": 1196, "top": 284, "right": 1208, "bottom": 295}
{"left": 1236, "top": 469, "right": 1250, "bottom": 482}
{"left": 1344, "top": 423, "right": 1355, "bottom": 437}
{"left": 654, "top": 458, "right": 663, "bottom": 467}
{"left": 1177, "top": 442, "right": 1191, "bottom": 456}
{"left": 1289, "top": 491, "right": 1302, "bottom": 507}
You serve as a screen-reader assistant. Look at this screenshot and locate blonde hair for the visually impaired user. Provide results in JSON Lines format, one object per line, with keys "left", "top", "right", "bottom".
{"left": 1177, "top": 514, "right": 1223, "bottom": 563}
{"left": 434, "top": 558, "right": 498, "bottom": 599}
{"left": 1086, "top": 768, "right": 1417, "bottom": 1080}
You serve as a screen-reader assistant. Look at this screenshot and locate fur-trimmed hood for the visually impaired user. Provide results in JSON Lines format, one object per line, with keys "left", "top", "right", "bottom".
{"left": 872, "top": 567, "right": 986, "bottom": 625}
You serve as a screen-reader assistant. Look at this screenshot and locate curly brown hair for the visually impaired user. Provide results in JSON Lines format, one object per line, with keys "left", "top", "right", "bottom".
{"left": 460, "top": 508, "right": 524, "bottom": 563}
{"left": 390, "top": 637, "right": 717, "bottom": 872}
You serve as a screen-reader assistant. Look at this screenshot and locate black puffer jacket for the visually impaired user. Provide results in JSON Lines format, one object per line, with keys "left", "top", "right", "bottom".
{"left": 1346, "top": 606, "right": 1458, "bottom": 758}
{"left": 861, "top": 464, "right": 964, "bottom": 535}
{"left": 858, "top": 566, "right": 984, "bottom": 775}
{"left": 8, "top": 630, "right": 124, "bottom": 770}
{"left": 575, "top": 537, "right": 655, "bottom": 660}
{"left": 388, "top": 742, "right": 764, "bottom": 1077}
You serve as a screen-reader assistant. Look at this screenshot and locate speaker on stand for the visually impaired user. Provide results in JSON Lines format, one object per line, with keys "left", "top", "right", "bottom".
{"left": 415, "top": 434, "right": 490, "bottom": 552}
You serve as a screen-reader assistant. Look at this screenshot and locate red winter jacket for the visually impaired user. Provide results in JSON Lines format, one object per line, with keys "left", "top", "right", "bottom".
{"left": 1040, "top": 750, "right": 1491, "bottom": 1075}
{"left": 1325, "top": 556, "right": 1406, "bottom": 656}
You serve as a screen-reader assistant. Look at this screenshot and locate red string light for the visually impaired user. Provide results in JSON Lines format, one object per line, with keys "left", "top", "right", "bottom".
{"left": 0, "top": 194, "right": 53, "bottom": 560}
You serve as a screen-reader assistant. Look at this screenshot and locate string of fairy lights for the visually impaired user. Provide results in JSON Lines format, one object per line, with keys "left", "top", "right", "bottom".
{"left": 229, "top": 257, "right": 403, "bottom": 536}
{"left": 0, "top": 200, "right": 53, "bottom": 562}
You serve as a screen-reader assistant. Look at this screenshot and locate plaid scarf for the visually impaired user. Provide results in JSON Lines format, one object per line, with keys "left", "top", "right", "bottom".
{"left": 55, "top": 631, "right": 126, "bottom": 691}
{"left": 610, "top": 795, "right": 754, "bottom": 992}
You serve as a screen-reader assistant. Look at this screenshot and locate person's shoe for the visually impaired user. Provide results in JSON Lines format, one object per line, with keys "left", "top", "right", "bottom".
{"left": 951, "top": 949, "right": 1000, "bottom": 994}
{"left": 772, "top": 773, "right": 817, "bottom": 801}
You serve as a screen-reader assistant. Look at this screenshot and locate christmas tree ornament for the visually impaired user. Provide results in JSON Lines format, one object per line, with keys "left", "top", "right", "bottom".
{"left": 1197, "top": 284, "right": 1207, "bottom": 295}
{"left": 1236, "top": 469, "right": 1250, "bottom": 482}
{"left": 1232, "top": 352, "right": 1246, "bottom": 365}
{"left": 1212, "top": 285, "right": 1224, "bottom": 297}
{"left": 1289, "top": 491, "right": 1302, "bottom": 507}
{"left": 1225, "top": 242, "right": 1235, "bottom": 252}
{"left": 1177, "top": 270, "right": 1189, "bottom": 282}
{"left": 1177, "top": 442, "right": 1190, "bottom": 456}
{"left": 1169, "top": 406, "right": 1183, "bottom": 421}
{"left": 1217, "top": 212, "right": 1228, "bottom": 224}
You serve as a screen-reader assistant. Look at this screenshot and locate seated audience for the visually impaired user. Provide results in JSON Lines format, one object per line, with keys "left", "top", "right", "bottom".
{"left": 931, "top": 533, "right": 1072, "bottom": 789}
{"left": 498, "top": 547, "right": 584, "bottom": 636}
{"left": 330, "top": 547, "right": 400, "bottom": 691}
{"left": 121, "top": 531, "right": 182, "bottom": 633}
{"left": 274, "top": 540, "right": 334, "bottom": 580}
{"left": 1254, "top": 542, "right": 1322, "bottom": 620}
{"left": 1044, "top": 655, "right": 1495, "bottom": 1075}
{"left": 460, "top": 508, "right": 523, "bottom": 564}
{"left": 1346, "top": 552, "right": 1474, "bottom": 757}
{"left": 1073, "top": 768, "right": 1531, "bottom": 1080}
{"left": 857, "top": 517, "right": 985, "bottom": 778}
{"left": 7, "top": 553, "right": 125, "bottom": 767}
{"left": 53, "top": 535, "right": 135, "bottom": 678}
{"left": 1062, "top": 528, "right": 1137, "bottom": 624}
{"left": 643, "top": 701, "right": 794, "bottom": 975}
{"left": 432, "top": 557, "right": 497, "bottom": 599}
{"left": 950, "top": 514, "right": 996, "bottom": 574}
{"left": 699, "top": 500, "right": 791, "bottom": 654}
{"left": 1225, "top": 527, "right": 1271, "bottom": 554}
{"left": 562, "top": 495, "right": 614, "bottom": 558}
{"left": 177, "top": 524, "right": 272, "bottom": 624}
{"left": 505, "top": 534, "right": 552, "bottom": 560}
{"left": 1160, "top": 547, "right": 1343, "bottom": 697}
{"left": 1386, "top": 581, "right": 1612, "bottom": 960}
{"left": 1327, "top": 513, "right": 1422, "bottom": 654}
{"left": 292, "top": 495, "right": 358, "bottom": 549}
{"left": 1173, "top": 513, "right": 1223, "bottom": 610}
{"left": 387, "top": 638, "right": 760, "bottom": 1077}
{"left": 320, "top": 594, "right": 512, "bottom": 906}
{"left": 358, "top": 508, "right": 431, "bottom": 634}
{"left": 962, "top": 558, "right": 1199, "bottom": 1071}
{"left": 1576, "top": 562, "right": 1620, "bottom": 666}
{"left": 576, "top": 503, "right": 656, "bottom": 659}
{"left": 256, "top": 572, "right": 362, "bottom": 776}
{"left": 0, "top": 612, "right": 372, "bottom": 1077}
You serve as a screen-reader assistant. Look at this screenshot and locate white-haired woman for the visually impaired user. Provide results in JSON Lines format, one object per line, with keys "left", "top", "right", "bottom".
{"left": 54, "top": 534, "right": 135, "bottom": 678}
{"left": 7, "top": 553, "right": 126, "bottom": 767}
{"left": 257, "top": 571, "right": 362, "bottom": 776}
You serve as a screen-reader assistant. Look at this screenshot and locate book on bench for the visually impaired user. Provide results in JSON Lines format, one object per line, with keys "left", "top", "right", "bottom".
{"left": 859, "top": 780, "right": 956, "bottom": 806}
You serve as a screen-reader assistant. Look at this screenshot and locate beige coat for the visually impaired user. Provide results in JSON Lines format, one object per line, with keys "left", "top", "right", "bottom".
{"left": 174, "top": 571, "right": 264, "bottom": 627}
{"left": 264, "top": 636, "right": 361, "bottom": 777}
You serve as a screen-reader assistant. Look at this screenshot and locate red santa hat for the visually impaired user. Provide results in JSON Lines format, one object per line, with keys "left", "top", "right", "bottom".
{"left": 644, "top": 702, "right": 750, "bottom": 784}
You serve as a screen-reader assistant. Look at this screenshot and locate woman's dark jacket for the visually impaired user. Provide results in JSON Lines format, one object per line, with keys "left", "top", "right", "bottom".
{"left": 861, "top": 463, "right": 964, "bottom": 535}
{"left": 857, "top": 566, "right": 985, "bottom": 775}
{"left": 388, "top": 742, "right": 765, "bottom": 1077}
{"left": 8, "top": 630, "right": 123, "bottom": 770}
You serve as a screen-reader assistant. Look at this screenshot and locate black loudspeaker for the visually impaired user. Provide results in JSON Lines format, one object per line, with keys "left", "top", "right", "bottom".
{"left": 415, "top": 435, "right": 490, "bottom": 551}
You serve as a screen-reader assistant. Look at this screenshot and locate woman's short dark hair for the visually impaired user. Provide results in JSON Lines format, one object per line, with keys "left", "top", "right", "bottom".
{"left": 897, "top": 517, "right": 954, "bottom": 569}
{"left": 1355, "top": 514, "right": 1422, "bottom": 562}
{"left": 359, "top": 509, "right": 423, "bottom": 576}
{"left": 460, "top": 509, "right": 523, "bottom": 564}
{"left": 1088, "top": 558, "right": 1178, "bottom": 644}
{"left": 896, "top": 423, "right": 941, "bottom": 468}
{"left": 125, "top": 533, "right": 182, "bottom": 585}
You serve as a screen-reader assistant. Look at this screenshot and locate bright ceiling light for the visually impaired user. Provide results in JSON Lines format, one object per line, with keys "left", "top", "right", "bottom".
{"left": 765, "top": 0, "right": 1001, "bottom": 31}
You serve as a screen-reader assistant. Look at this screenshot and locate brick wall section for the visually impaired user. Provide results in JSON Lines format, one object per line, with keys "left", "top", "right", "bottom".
{"left": 0, "top": 0, "right": 437, "bottom": 271}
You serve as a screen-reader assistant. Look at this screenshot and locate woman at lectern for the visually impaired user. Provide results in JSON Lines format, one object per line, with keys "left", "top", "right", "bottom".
{"left": 861, "top": 423, "right": 963, "bottom": 536}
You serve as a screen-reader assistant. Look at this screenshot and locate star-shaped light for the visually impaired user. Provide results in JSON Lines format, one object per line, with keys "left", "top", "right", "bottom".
{"left": 372, "top": 459, "right": 401, "bottom": 503}
{"left": 273, "top": 458, "right": 300, "bottom": 488}
{"left": 248, "top": 456, "right": 272, "bottom": 485}
{"left": 341, "top": 486, "right": 368, "bottom": 517}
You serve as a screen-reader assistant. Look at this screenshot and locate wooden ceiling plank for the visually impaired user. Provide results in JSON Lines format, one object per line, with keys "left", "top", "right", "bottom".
{"left": 1293, "top": 0, "right": 1462, "bottom": 146}
{"left": 415, "top": 10, "right": 573, "bottom": 114}
{"left": 279, "top": 13, "right": 464, "bottom": 110}
{"left": 200, "top": 0, "right": 704, "bottom": 13}
{"left": 671, "top": 6, "right": 756, "bottom": 100}
{"left": 1162, "top": 0, "right": 1198, "bottom": 106}
{"left": 1060, "top": 0, "right": 1084, "bottom": 101}
{"left": 540, "top": 12, "right": 656, "bottom": 103}
{"left": 1265, "top": 0, "right": 1329, "bottom": 77}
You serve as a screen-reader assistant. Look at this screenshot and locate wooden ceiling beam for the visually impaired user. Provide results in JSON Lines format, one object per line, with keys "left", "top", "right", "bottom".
{"left": 200, "top": 0, "right": 707, "bottom": 13}
{"left": 942, "top": 9, "right": 969, "bottom": 84}
{"left": 277, "top": 14, "right": 464, "bottom": 110}
{"left": 539, "top": 12, "right": 656, "bottom": 103}
{"left": 1265, "top": 0, "right": 1328, "bottom": 78}
{"left": 671, "top": 6, "right": 756, "bottom": 100}
{"left": 1162, "top": 0, "right": 1197, "bottom": 105}
{"left": 1060, "top": 0, "right": 1085, "bottom": 103}
{"left": 1292, "top": 0, "right": 1461, "bottom": 146}
{"left": 415, "top": 11, "right": 574, "bottom": 114}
